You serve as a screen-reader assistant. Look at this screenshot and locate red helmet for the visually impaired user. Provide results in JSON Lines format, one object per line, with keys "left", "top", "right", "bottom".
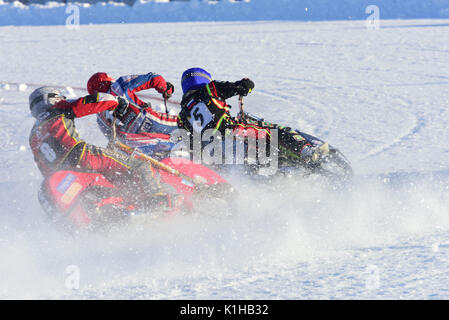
{"left": 87, "top": 72, "right": 114, "bottom": 95}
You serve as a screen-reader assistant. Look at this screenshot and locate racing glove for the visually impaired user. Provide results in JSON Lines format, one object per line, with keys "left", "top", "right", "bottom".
{"left": 141, "top": 102, "right": 152, "bottom": 110}
{"left": 163, "top": 82, "right": 174, "bottom": 99}
{"left": 235, "top": 78, "right": 255, "bottom": 96}
{"left": 114, "top": 96, "right": 129, "bottom": 118}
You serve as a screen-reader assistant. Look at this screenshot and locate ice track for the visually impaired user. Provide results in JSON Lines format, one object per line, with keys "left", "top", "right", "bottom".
{"left": 1, "top": 20, "right": 449, "bottom": 299}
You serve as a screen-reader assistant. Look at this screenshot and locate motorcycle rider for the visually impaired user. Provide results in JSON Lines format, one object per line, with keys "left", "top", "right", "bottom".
{"left": 28, "top": 86, "right": 162, "bottom": 205}
{"left": 177, "top": 67, "right": 328, "bottom": 166}
{"left": 87, "top": 72, "right": 179, "bottom": 135}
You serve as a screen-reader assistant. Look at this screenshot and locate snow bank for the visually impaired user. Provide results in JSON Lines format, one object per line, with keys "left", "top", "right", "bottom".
{"left": 1, "top": 0, "right": 449, "bottom": 26}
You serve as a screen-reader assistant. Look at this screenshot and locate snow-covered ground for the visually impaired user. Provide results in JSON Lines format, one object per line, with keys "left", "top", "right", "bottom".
{"left": 1, "top": 19, "right": 449, "bottom": 299}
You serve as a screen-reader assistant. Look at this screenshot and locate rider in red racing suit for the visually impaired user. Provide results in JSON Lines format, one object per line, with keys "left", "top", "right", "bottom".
{"left": 29, "top": 87, "right": 160, "bottom": 202}
{"left": 87, "top": 72, "right": 179, "bottom": 135}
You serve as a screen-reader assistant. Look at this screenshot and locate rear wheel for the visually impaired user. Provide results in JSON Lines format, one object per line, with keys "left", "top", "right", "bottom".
{"left": 190, "top": 182, "right": 237, "bottom": 217}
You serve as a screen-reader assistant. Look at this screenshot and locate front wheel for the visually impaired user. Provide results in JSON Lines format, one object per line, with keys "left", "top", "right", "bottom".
{"left": 308, "top": 146, "right": 353, "bottom": 182}
{"left": 277, "top": 141, "right": 353, "bottom": 184}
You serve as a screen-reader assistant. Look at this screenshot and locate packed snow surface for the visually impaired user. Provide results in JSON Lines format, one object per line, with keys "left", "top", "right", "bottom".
{"left": 1, "top": 19, "right": 449, "bottom": 299}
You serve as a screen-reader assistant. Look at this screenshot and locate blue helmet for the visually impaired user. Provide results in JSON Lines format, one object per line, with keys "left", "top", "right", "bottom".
{"left": 181, "top": 68, "right": 212, "bottom": 94}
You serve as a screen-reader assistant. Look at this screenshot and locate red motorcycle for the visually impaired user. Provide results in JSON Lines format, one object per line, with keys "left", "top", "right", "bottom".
{"left": 38, "top": 142, "right": 234, "bottom": 233}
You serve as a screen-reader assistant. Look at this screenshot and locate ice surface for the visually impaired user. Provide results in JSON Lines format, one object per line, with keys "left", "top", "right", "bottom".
{"left": 1, "top": 19, "right": 449, "bottom": 299}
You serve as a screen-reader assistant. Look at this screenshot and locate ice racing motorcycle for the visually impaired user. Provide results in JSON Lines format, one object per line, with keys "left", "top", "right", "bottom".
{"left": 96, "top": 99, "right": 353, "bottom": 184}
{"left": 38, "top": 144, "right": 234, "bottom": 233}
{"left": 234, "top": 106, "right": 353, "bottom": 182}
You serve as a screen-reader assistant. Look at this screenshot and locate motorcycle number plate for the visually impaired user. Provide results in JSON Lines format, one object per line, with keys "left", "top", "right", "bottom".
{"left": 189, "top": 102, "right": 213, "bottom": 132}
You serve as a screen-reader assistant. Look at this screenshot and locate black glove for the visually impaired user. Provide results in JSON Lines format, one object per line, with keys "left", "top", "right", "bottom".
{"left": 163, "top": 82, "right": 174, "bottom": 99}
{"left": 114, "top": 96, "right": 129, "bottom": 118}
{"left": 141, "top": 102, "right": 152, "bottom": 110}
{"left": 235, "top": 78, "right": 255, "bottom": 96}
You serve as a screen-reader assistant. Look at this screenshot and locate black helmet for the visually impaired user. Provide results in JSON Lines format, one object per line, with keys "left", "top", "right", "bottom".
{"left": 29, "top": 87, "right": 65, "bottom": 118}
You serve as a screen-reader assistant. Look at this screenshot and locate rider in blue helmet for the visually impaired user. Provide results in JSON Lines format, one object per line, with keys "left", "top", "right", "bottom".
{"left": 178, "top": 68, "right": 328, "bottom": 165}
{"left": 179, "top": 67, "right": 256, "bottom": 135}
